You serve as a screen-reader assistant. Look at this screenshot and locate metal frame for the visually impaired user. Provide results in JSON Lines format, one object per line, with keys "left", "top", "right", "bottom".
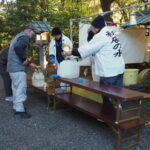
{"left": 111, "top": 98, "right": 142, "bottom": 150}
{"left": 113, "top": 98, "right": 142, "bottom": 124}
{"left": 111, "top": 126, "right": 141, "bottom": 150}
{"left": 70, "top": 2, "right": 150, "bottom": 42}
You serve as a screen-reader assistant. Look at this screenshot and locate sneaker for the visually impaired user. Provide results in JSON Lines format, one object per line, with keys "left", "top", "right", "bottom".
{"left": 5, "top": 96, "right": 13, "bottom": 102}
{"left": 14, "top": 111, "right": 31, "bottom": 119}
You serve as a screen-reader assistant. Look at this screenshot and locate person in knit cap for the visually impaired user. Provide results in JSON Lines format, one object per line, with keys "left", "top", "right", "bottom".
{"left": 63, "top": 15, "right": 125, "bottom": 110}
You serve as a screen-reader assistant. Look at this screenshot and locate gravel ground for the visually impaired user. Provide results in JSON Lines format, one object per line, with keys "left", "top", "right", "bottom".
{"left": 0, "top": 77, "right": 150, "bottom": 150}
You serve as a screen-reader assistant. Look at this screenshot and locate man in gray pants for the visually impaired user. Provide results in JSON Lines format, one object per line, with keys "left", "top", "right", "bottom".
{"left": 7, "top": 24, "right": 39, "bottom": 119}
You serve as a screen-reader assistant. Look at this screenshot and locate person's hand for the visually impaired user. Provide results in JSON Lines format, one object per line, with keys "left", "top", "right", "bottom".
{"left": 30, "top": 63, "right": 38, "bottom": 69}
{"left": 51, "top": 58, "right": 55, "bottom": 64}
{"left": 62, "top": 51, "right": 72, "bottom": 57}
{"left": 23, "top": 60, "right": 29, "bottom": 65}
{"left": 49, "top": 55, "right": 56, "bottom": 64}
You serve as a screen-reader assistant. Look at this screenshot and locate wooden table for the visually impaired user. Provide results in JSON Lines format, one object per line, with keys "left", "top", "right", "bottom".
{"left": 54, "top": 78, "right": 150, "bottom": 150}
{"left": 28, "top": 78, "right": 150, "bottom": 150}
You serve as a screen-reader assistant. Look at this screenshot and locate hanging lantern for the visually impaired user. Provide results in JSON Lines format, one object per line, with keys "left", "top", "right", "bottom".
{"left": 36, "top": 32, "right": 49, "bottom": 41}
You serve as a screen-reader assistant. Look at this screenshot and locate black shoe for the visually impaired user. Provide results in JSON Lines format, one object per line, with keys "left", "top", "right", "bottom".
{"left": 14, "top": 111, "right": 31, "bottom": 119}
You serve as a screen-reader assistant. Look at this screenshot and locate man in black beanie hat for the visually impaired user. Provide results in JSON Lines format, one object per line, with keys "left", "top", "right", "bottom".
{"left": 91, "top": 15, "right": 106, "bottom": 33}
{"left": 63, "top": 15, "right": 125, "bottom": 110}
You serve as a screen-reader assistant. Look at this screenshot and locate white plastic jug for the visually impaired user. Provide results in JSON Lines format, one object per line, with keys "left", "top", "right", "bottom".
{"left": 32, "top": 71, "right": 37, "bottom": 86}
{"left": 58, "top": 60, "right": 80, "bottom": 79}
{"left": 32, "top": 68, "right": 45, "bottom": 87}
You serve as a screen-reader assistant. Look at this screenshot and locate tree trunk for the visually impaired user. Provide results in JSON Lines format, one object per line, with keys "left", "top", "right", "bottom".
{"left": 100, "top": 0, "right": 115, "bottom": 22}
{"left": 61, "top": 0, "right": 65, "bottom": 7}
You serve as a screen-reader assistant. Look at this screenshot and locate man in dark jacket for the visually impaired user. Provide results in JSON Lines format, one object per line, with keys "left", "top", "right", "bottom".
{"left": 0, "top": 47, "right": 13, "bottom": 101}
{"left": 7, "top": 24, "right": 39, "bottom": 119}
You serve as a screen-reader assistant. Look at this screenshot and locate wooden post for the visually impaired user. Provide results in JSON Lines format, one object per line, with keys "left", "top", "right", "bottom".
{"left": 39, "top": 46, "right": 47, "bottom": 70}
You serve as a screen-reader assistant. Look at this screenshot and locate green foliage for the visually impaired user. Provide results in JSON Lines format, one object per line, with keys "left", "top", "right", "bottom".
{"left": 0, "top": 0, "right": 146, "bottom": 50}
{"left": 112, "top": 0, "right": 146, "bottom": 23}
{"left": 0, "top": 0, "right": 88, "bottom": 49}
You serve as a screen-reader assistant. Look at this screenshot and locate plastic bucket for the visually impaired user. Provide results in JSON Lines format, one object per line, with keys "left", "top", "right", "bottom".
{"left": 123, "top": 69, "right": 139, "bottom": 86}
{"left": 138, "top": 69, "right": 150, "bottom": 84}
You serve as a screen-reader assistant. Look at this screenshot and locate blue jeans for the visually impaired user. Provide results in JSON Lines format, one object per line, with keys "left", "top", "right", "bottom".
{"left": 100, "top": 74, "right": 123, "bottom": 108}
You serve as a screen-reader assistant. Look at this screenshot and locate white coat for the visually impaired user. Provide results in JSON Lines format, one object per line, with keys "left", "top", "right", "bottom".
{"left": 49, "top": 34, "right": 74, "bottom": 82}
{"left": 49, "top": 34, "right": 73, "bottom": 63}
{"left": 78, "top": 26, "right": 125, "bottom": 77}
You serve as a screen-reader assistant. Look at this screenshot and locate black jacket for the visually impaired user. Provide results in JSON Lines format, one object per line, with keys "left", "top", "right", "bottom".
{"left": 0, "top": 47, "right": 9, "bottom": 71}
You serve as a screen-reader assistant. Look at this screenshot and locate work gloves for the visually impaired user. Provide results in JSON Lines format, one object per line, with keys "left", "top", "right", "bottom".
{"left": 49, "top": 55, "right": 56, "bottom": 64}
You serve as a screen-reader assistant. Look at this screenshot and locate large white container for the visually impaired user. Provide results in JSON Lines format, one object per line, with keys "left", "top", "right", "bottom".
{"left": 123, "top": 69, "right": 139, "bottom": 86}
{"left": 58, "top": 60, "right": 80, "bottom": 79}
{"left": 32, "top": 69, "right": 45, "bottom": 87}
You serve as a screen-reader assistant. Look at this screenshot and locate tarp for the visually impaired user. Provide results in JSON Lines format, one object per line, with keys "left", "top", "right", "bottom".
{"left": 79, "top": 23, "right": 148, "bottom": 64}
{"left": 78, "top": 23, "right": 91, "bottom": 66}
{"left": 119, "top": 28, "right": 147, "bottom": 64}
{"left": 121, "top": 9, "right": 150, "bottom": 27}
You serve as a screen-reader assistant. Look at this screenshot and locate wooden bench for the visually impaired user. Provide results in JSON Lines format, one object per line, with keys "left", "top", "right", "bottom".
{"left": 54, "top": 78, "right": 150, "bottom": 150}
{"left": 28, "top": 78, "right": 150, "bottom": 150}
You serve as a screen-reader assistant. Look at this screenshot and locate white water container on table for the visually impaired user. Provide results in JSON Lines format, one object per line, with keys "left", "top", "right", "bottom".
{"left": 58, "top": 60, "right": 80, "bottom": 79}
{"left": 32, "top": 68, "right": 45, "bottom": 87}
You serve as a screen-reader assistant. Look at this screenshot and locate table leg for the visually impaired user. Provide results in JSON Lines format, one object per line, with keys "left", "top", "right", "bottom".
{"left": 115, "top": 100, "right": 122, "bottom": 124}
{"left": 116, "top": 129, "right": 122, "bottom": 150}
{"left": 114, "top": 127, "right": 141, "bottom": 150}
{"left": 53, "top": 96, "right": 57, "bottom": 110}
{"left": 47, "top": 95, "right": 53, "bottom": 109}
{"left": 137, "top": 99, "right": 142, "bottom": 118}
